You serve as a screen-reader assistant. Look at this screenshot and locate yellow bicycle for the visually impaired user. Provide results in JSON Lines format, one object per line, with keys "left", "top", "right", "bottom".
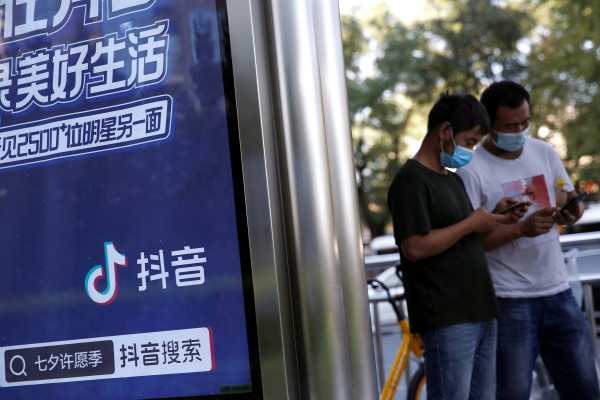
{"left": 369, "top": 267, "right": 427, "bottom": 400}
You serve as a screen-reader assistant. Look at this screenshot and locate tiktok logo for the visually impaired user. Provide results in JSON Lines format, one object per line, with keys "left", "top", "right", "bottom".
{"left": 85, "top": 242, "right": 127, "bottom": 305}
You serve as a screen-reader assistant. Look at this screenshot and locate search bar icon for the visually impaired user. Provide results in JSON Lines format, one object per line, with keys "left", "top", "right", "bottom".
{"left": 8, "top": 355, "right": 27, "bottom": 377}
{"left": 3, "top": 341, "right": 114, "bottom": 385}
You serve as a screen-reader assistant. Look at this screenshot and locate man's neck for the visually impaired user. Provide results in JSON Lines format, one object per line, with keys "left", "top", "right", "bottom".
{"left": 483, "top": 136, "right": 523, "bottom": 160}
{"left": 414, "top": 143, "right": 447, "bottom": 174}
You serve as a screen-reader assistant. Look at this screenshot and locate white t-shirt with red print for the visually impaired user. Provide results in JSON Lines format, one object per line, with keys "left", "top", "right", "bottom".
{"left": 458, "top": 138, "right": 574, "bottom": 298}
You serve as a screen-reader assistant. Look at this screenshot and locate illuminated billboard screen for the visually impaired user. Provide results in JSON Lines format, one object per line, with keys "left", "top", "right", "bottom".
{"left": 0, "top": 0, "right": 261, "bottom": 398}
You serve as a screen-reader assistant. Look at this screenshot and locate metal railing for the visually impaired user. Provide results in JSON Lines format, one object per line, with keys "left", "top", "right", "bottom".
{"left": 365, "top": 231, "right": 600, "bottom": 389}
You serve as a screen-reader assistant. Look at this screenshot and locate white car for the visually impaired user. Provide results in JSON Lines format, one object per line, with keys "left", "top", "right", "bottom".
{"left": 369, "top": 234, "right": 397, "bottom": 256}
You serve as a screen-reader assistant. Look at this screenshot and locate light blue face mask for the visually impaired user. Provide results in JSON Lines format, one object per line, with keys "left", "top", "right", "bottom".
{"left": 494, "top": 127, "right": 530, "bottom": 152}
{"left": 440, "top": 138, "right": 474, "bottom": 169}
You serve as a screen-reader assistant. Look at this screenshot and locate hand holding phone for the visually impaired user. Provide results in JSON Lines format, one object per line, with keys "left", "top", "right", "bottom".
{"left": 499, "top": 201, "right": 530, "bottom": 215}
{"left": 560, "top": 192, "right": 588, "bottom": 213}
{"left": 556, "top": 192, "right": 588, "bottom": 225}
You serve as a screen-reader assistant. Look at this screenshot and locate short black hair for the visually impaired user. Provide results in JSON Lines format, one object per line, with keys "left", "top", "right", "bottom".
{"left": 480, "top": 81, "right": 531, "bottom": 125}
{"left": 427, "top": 93, "right": 490, "bottom": 136}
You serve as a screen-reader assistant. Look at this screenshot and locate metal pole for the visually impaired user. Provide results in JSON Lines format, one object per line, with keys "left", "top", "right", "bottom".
{"left": 405, "top": 340, "right": 411, "bottom": 389}
{"left": 372, "top": 301, "right": 385, "bottom": 390}
{"left": 227, "top": 1, "right": 302, "bottom": 398}
{"left": 311, "top": 1, "right": 378, "bottom": 399}
{"left": 264, "top": 0, "right": 353, "bottom": 398}
{"left": 583, "top": 283, "right": 598, "bottom": 357}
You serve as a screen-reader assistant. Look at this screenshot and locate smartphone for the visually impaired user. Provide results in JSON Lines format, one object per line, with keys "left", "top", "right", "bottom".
{"left": 560, "top": 192, "right": 588, "bottom": 213}
{"left": 499, "top": 201, "right": 529, "bottom": 214}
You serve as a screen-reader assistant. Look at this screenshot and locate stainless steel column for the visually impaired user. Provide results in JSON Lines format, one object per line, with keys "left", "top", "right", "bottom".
{"left": 583, "top": 283, "right": 599, "bottom": 356}
{"left": 372, "top": 301, "right": 385, "bottom": 389}
{"left": 312, "top": 1, "right": 379, "bottom": 398}
{"left": 228, "top": 1, "right": 301, "bottom": 399}
{"left": 264, "top": 0, "right": 353, "bottom": 398}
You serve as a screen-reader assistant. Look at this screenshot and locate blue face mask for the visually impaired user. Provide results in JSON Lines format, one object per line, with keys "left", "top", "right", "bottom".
{"left": 440, "top": 138, "right": 474, "bottom": 169}
{"left": 494, "top": 127, "right": 529, "bottom": 152}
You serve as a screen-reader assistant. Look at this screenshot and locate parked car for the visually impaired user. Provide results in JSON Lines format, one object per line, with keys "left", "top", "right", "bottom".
{"left": 369, "top": 234, "right": 397, "bottom": 256}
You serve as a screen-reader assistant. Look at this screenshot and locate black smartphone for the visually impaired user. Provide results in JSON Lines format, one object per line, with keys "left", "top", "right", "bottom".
{"left": 560, "top": 192, "right": 588, "bottom": 213}
{"left": 499, "top": 201, "right": 529, "bottom": 214}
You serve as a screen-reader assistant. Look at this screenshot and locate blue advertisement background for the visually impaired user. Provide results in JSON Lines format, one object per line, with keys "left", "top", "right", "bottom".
{"left": 0, "top": 0, "right": 255, "bottom": 398}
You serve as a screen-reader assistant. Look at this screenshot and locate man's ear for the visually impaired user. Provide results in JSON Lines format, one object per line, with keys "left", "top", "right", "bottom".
{"left": 439, "top": 122, "right": 453, "bottom": 141}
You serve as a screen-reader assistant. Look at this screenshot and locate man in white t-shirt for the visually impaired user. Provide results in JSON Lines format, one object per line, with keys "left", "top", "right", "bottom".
{"left": 458, "top": 81, "right": 600, "bottom": 400}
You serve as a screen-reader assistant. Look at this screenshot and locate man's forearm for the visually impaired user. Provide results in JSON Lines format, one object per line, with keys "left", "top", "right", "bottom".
{"left": 483, "top": 223, "right": 522, "bottom": 251}
{"left": 402, "top": 218, "right": 474, "bottom": 261}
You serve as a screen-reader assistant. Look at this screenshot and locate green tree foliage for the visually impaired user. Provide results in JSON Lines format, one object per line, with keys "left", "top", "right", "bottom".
{"left": 343, "top": 11, "right": 419, "bottom": 237}
{"left": 528, "top": 0, "right": 600, "bottom": 182}
{"left": 343, "top": 0, "right": 533, "bottom": 238}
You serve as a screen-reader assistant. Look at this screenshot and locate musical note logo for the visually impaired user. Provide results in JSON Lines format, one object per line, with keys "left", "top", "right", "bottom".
{"left": 85, "top": 242, "right": 127, "bottom": 305}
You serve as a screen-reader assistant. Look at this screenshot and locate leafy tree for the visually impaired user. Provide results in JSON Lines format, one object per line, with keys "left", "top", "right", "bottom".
{"left": 343, "top": 0, "right": 533, "bottom": 238}
{"left": 343, "top": 11, "right": 424, "bottom": 237}
{"left": 528, "top": 0, "right": 600, "bottom": 183}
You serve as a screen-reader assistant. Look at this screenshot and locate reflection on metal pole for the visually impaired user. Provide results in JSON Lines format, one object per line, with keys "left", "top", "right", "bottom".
{"left": 584, "top": 283, "right": 599, "bottom": 357}
{"left": 227, "top": 0, "right": 301, "bottom": 398}
{"left": 264, "top": 0, "right": 354, "bottom": 398}
{"left": 311, "top": 0, "right": 378, "bottom": 398}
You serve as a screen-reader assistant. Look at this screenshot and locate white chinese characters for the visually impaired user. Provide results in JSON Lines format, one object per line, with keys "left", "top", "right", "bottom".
{"left": 138, "top": 246, "right": 206, "bottom": 291}
{"left": 34, "top": 350, "right": 103, "bottom": 372}
{"left": 0, "top": 20, "right": 169, "bottom": 112}
{"left": 0, "top": 95, "right": 171, "bottom": 170}
{"left": 0, "top": 0, "right": 156, "bottom": 42}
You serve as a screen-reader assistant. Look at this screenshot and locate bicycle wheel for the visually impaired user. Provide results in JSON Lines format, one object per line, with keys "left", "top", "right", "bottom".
{"left": 406, "top": 362, "right": 426, "bottom": 400}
